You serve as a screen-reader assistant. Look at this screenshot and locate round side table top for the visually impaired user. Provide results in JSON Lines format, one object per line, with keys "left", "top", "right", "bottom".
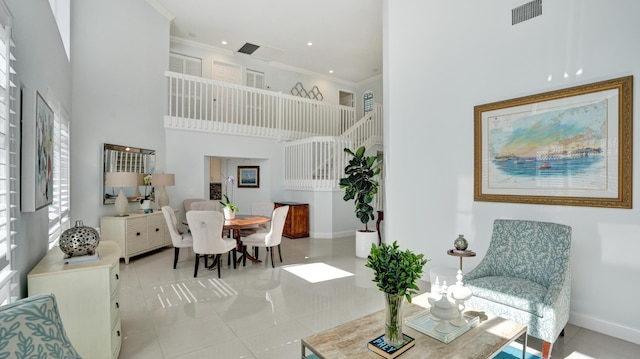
{"left": 447, "top": 249, "right": 476, "bottom": 257}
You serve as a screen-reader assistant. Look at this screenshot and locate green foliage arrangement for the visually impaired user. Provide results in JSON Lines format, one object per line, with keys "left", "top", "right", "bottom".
{"left": 219, "top": 194, "right": 239, "bottom": 212}
{"left": 339, "top": 146, "right": 381, "bottom": 231}
{"left": 365, "top": 241, "right": 428, "bottom": 303}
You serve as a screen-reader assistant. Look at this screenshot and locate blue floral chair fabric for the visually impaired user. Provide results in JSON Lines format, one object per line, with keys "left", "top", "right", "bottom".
{"left": 0, "top": 292, "right": 82, "bottom": 359}
{"left": 465, "top": 219, "right": 571, "bottom": 359}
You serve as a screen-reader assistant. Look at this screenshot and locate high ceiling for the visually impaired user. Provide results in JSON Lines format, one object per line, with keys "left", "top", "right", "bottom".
{"left": 150, "top": 0, "right": 383, "bottom": 84}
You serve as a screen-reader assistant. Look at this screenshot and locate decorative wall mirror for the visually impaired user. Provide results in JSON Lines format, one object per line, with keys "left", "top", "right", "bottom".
{"left": 103, "top": 143, "right": 156, "bottom": 204}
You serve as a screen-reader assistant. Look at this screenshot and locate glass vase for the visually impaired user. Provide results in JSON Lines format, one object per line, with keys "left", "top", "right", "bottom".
{"left": 384, "top": 292, "right": 405, "bottom": 347}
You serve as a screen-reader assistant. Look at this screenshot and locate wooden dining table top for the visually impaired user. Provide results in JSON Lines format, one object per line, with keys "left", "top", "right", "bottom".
{"left": 223, "top": 215, "right": 270, "bottom": 228}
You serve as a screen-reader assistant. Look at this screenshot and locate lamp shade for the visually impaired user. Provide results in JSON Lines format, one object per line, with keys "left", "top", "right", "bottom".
{"left": 105, "top": 172, "right": 138, "bottom": 188}
{"left": 152, "top": 173, "right": 175, "bottom": 187}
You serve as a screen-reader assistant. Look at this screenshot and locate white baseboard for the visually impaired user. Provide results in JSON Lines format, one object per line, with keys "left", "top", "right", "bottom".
{"left": 570, "top": 311, "right": 640, "bottom": 346}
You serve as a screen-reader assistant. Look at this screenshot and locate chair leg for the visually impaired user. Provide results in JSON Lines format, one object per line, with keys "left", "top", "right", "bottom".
{"left": 194, "top": 254, "right": 200, "bottom": 277}
{"left": 243, "top": 245, "right": 247, "bottom": 266}
{"left": 560, "top": 328, "right": 565, "bottom": 337}
{"left": 255, "top": 247, "right": 259, "bottom": 258}
{"left": 277, "top": 244, "right": 282, "bottom": 262}
{"left": 270, "top": 246, "right": 275, "bottom": 268}
{"left": 232, "top": 249, "right": 237, "bottom": 269}
{"left": 217, "top": 254, "right": 222, "bottom": 278}
{"left": 173, "top": 247, "right": 180, "bottom": 269}
{"left": 541, "top": 340, "right": 553, "bottom": 359}
{"left": 227, "top": 252, "right": 231, "bottom": 266}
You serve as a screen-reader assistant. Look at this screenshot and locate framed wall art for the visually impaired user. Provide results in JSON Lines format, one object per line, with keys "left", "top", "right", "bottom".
{"left": 238, "top": 166, "right": 260, "bottom": 188}
{"left": 21, "top": 88, "right": 55, "bottom": 212}
{"left": 474, "top": 76, "right": 632, "bottom": 208}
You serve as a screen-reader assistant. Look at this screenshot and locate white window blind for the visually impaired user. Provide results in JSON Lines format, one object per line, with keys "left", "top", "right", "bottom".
{"left": 48, "top": 108, "right": 70, "bottom": 248}
{"left": 0, "top": 0, "right": 17, "bottom": 306}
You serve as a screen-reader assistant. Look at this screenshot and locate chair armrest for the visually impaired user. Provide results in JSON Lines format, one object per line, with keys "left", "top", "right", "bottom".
{"left": 464, "top": 257, "right": 494, "bottom": 281}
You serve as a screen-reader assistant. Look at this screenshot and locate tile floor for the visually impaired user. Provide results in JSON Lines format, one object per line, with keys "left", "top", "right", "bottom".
{"left": 118, "top": 236, "right": 640, "bottom": 359}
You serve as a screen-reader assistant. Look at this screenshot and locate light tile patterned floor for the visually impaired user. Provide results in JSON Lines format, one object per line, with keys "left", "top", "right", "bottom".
{"left": 117, "top": 236, "right": 640, "bottom": 359}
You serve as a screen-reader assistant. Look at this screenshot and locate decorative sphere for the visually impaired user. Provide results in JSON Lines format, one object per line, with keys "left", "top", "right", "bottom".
{"left": 59, "top": 220, "right": 100, "bottom": 257}
{"left": 454, "top": 234, "right": 468, "bottom": 250}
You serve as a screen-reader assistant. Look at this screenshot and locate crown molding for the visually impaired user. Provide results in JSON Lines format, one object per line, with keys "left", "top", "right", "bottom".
{"left": 146, "top": 0, "right": 175, "bottom": 22}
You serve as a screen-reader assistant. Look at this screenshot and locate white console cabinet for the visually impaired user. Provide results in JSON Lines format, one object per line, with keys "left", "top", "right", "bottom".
{"left": 100, "top": 211, "right": 172, "bottom": 264}
{"left": 28, "top": 241, "right": 121, "bottom": 359}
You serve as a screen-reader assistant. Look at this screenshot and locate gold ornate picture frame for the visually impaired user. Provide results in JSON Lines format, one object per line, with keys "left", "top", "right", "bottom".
{"left": 474, "top": 76, "right": 632, "bottom": 208}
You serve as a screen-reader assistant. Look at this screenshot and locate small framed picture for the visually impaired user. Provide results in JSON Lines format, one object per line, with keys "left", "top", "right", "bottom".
{"left": 238, "top": 166, "right": 260, "bottom": 188}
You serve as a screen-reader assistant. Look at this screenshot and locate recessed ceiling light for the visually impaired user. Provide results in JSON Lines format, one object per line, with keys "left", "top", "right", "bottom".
{"left": 307, "top": 42, "right": 313, "bottom": 46}
{"left": 221, "top": 40, "right": 227, "bottom": 45}
{"left": 329, "top": 70, "right": 334, "bottom": 74}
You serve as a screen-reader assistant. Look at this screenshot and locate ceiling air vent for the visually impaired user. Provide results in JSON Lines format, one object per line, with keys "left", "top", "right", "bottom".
{"left": 238, "top": 42, "right": 260, "bottom": 55}
{"left": 512, "top": 0, "right": 542, "bottom": 25}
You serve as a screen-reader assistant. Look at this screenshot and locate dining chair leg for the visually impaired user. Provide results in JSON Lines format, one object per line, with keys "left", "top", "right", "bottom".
{"left": 270, "top": 246, "right": 275, "bottom": 268}
{"left": 232, "top": 249, "right": 237, "bottom": 269}
{"left": 173, "top": 247, "right": 180, "bottom": 269}
{"left": 216, "top": 254, "right": 222, "bottom": 278}
{"left": 254, "top": 247, "right": 259, "bottom": 258}
{"left": 194, "top": 253, "right": 200, "bottom": 277}
{"left": 243, "top": 245, "right": 247, "bottom": 267}
{"left": 278, "top": 244, "right": 282, "bottom": 262}
{"left": 227, "top": 252, "right": 231, "bottom": 266}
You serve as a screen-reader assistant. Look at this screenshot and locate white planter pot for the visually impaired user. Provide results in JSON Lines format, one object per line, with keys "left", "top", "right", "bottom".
{"left": 223, "top": 207, "right": 236, "bottom": 219}
{"left": 355, "top": 230, "right": 378, "bottom": 258}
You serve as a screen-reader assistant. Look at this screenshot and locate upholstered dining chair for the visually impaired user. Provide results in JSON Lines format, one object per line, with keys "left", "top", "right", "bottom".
{"left": 0, "top": 293, "right": 82, "bottom": 358}
{"left": 464, "top": 219, "right": 572, "bottom": 359}
{"left": 240, "top": 205, "right": 289, "bottom": 268}
{"left": 186, "top": 210, "right": 237, "bottom": 278}
{"left": 241, "top": 201, "right": 275, "bottom": 238}
{"left": 162, "top": 205, "right": 194, "bottom": 269}
{"left": 183, "top": 198, "right": 205, "bottom": 213}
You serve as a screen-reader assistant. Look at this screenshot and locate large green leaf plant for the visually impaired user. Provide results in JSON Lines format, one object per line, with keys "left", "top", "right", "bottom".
{"left": 339, "top": 146, "right": 381, "bottom": 231}
{"left": 365, "top": 241, "right": 428, "bottom": 302}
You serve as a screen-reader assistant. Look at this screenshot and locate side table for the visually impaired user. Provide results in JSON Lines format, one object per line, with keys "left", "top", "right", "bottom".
{"left": 446, "top": 249, "right": 476, "bottom": 271}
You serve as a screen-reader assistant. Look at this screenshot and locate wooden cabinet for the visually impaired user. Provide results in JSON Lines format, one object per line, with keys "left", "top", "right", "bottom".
{"left": 100, "top": 211, "right": 171, "bottom": 264}
{"left": 28, "top": 241, "right": 121, "bottom": 359}
{"left": 275, "top": 202, "right": 309, "bottom": 238}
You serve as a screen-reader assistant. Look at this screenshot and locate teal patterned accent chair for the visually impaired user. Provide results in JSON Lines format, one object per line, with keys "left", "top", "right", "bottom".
{"left": 0, "top": 292, "right": 82, "bottom": 359}
{"left": 465, "top": 219, "right": 571, "bottom": 359}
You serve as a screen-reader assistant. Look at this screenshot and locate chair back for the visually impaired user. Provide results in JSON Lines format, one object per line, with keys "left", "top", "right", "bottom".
{"left": 183, "top": 198, "right": 205, "bottom": 213}
{"left": 162, "top": 205, "right": 187, "bottom": 247}
{"left": 486, "top": 219, "right": 571, "bottom": 287}
{"left": 264, "top": 205, "right": 289, "bottom": 247}
{"left": 190, "top": 200, "right": 219, "bottom": 211}
{"left": 0, "top": 293, "right": 81, "bottom": 358}
{"left": 186, "top": 210, "right": 227, "bottom": 255}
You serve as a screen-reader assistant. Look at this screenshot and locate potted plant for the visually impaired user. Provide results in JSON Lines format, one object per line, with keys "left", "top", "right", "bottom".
{"left": 366, "top": 241, "right": 428, "bottom": 347}
{"left": 339, "top": 146, "right": 381, "bottom": 257}
{"left": 219, "top": 194, "right": 238, "bottom": 219}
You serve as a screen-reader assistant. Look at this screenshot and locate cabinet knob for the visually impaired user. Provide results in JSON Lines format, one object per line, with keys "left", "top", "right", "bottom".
{"left": 136, "top": 232, "right": 141, "bottom": 236}
{"left": 155, "top": 228, "right": 160, "bottom": 232}
{"left": 117, "top": 330, "right": 121, "bottom": 337}
{"left": 116, "top": 302, "right": 119, "bottom": 308}
{"left": 115, "top": 274, "right": 119, "bottom": 280}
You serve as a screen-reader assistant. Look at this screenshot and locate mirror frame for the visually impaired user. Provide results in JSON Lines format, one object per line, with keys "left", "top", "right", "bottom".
{"left": 103, "top": 143, "right": 156, "bottom": 205}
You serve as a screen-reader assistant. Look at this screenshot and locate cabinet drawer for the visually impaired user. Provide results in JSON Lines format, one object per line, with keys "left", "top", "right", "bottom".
{"left": 111, "top": 314, "right": 122, "bottom": 359}
{"left": 109, "top": 262, "right": 120, "bottom": 293}
{"left": 110, "top": 290, "right": 120, "bottom": 327}
{"left": 147, "top": 215, "right": 166, "bottom": 248}
{"left": 126, "top": 218, "right": 148, "bottom": 253}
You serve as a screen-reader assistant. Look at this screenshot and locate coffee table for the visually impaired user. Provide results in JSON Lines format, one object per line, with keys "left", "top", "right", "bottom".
{"left": 301, "top": 298, "right": 527, "bottom": 358}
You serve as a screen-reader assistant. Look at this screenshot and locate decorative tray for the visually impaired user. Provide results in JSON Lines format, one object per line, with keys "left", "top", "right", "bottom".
{"left": 405, "top": 308, "right": 480, "bottom": 343}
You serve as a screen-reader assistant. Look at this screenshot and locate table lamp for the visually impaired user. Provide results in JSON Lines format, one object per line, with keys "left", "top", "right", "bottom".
{"left": 152, "top": 173, "right": 175, "bottom": 208}
{"left": 105, "top": 172, "right": 137, "bottom": 216}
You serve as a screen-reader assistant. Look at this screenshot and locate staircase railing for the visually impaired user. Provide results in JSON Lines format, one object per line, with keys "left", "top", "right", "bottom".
{"left": 283, "top": 136, "right": 352, "bottom": 189}
{"left": 164, "top": 71, "right": 356, "bottom": 140}
{"left": 340, "top": 103, "right": 383, "bottom": 150}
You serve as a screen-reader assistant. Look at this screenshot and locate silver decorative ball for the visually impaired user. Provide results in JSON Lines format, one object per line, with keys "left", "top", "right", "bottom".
{"left": 59, "top": 220, "right": 100, "bottom": 257}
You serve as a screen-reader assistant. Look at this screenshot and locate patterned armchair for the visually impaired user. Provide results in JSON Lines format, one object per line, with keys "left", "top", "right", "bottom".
{"left": 0, "top": 292, "right": 81, "bottom": 358}
{"left": 465, "top": 219, "right": 571, "bottom": 359}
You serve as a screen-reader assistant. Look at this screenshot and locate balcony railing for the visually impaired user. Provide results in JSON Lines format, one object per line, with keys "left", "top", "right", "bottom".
{"left": 165, "top": 71, "right": 357, "bottom": 140}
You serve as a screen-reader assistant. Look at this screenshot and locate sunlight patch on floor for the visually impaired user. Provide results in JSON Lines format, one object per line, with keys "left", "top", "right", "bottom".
{"left": 282, "top": 262, "right": 353, "bottom": 283}
{"left": 153, "top": 278, "right": 237, "bottom": 308}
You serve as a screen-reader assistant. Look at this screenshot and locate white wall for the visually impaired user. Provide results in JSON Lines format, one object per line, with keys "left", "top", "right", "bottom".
{"left": 385, "top": 0, "right": 640, "bottom": 344}
{"left": 71, "top": 0, "right": 171, "bottom": 226}
{"left": 6, "top": 0, "right": 72, "bottom": 296}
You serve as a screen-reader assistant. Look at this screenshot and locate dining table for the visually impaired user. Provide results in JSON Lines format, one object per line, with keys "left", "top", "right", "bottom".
{"left": 184, "top": 214, "right": 271, "bottom": 266}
